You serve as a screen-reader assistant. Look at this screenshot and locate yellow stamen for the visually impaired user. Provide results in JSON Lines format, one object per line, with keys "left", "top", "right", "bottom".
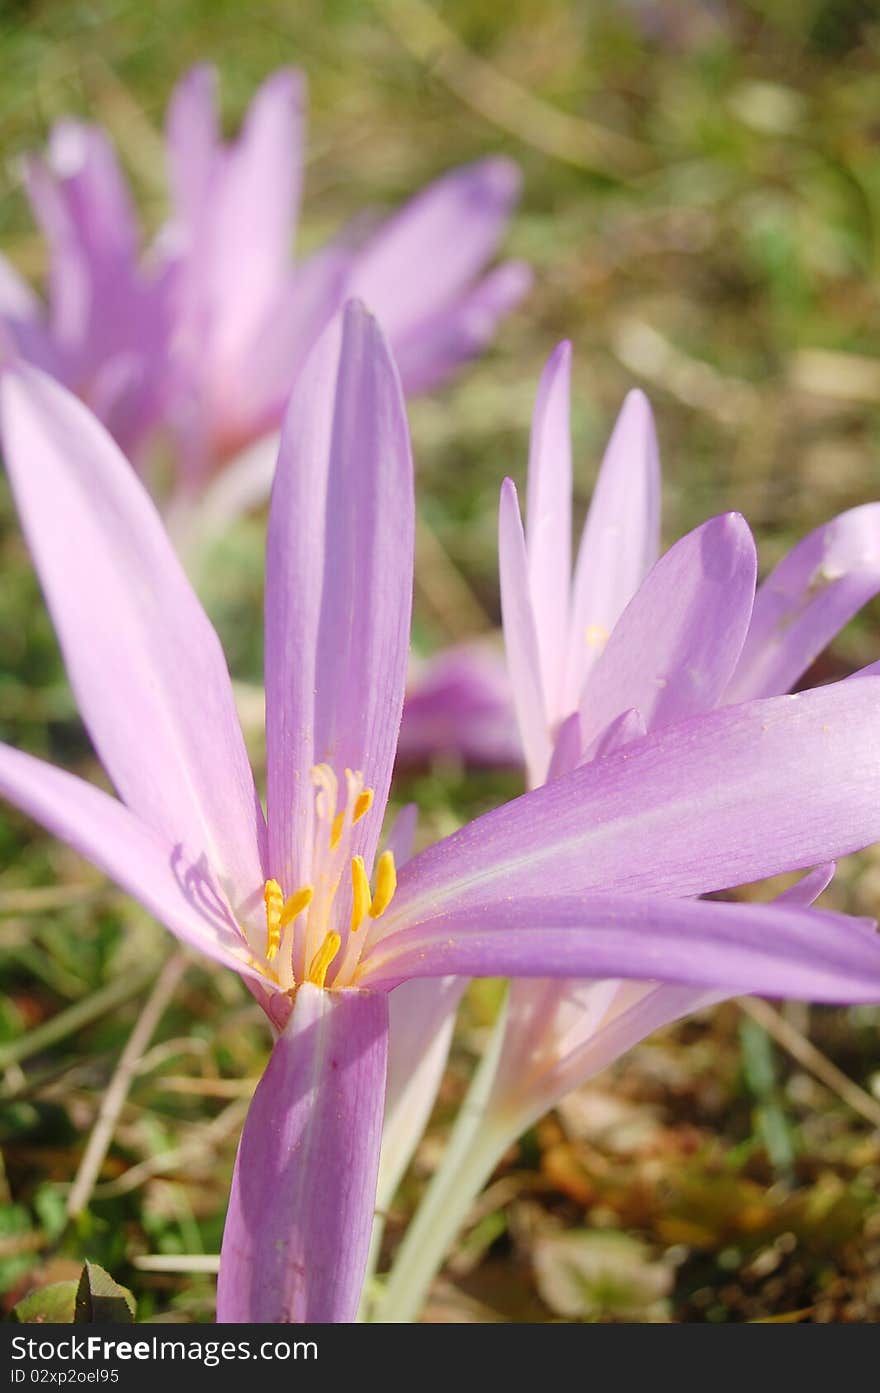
{"left": 585, "top": 623, "right": 609, "bottom": 650}
{"left": 263, "top": 879, "right": 284, "bottom": 962}
{"left": 279, "top": 884, "right": 313, "bottom": 928}
{"left": 369, "top": 850, "right": 397, "bottom": 919}
{"left": 307, "top": 931, "right": 341, "bottom": 988}
{"left": 350, "top": 855, "right": 372, "bottom": 933}
{"left": 330, "top": 784, "right": 374, "bottom": 848}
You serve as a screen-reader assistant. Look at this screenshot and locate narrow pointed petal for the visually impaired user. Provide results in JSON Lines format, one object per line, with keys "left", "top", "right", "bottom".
{"left": 210, "top": 70, "right": 306, "bottom": 358}
{"left": 359, "top": 894, "right": 880, "bottom": 1004}
{"left": 0, "top": 743, "right": 266, "bottom": 983}
{"left": 491, "top": 978, "right": 719, "bottom": 1133}
{"left": 24, "top": 122, "right": 145, "bottom": 381}
{"left": 564, "top": 391, "right": 661, "bottom": 709}
{"left": 0, "top": 368, "right": 265, "bottom": 904}
{"left": 0, "top": 253, "right": 42, "bottom": 321}
{"left": 486, "top": 858, "right": 838, "bottom": 1132}
{"left": 546, "top": 710, "right": 584, "bottom": 782}
{"left": 171, "top": 69, "right": 305, "bottom": 369}
{"left": 390, "top": 259, "right": 531, "bottom": 395}
{"left": 579, "top": 514, "right": 757, "bottom": 745}
{"left": 383, "top": 803, "right": 418, "bottom": 866}
{"left": 225, "top": 244, "right": 353, "bottom": 449}
{"left": 378, "top": 976, "right": 465, "bottom": 1210}
{"left": 777, "top": 862, "right": 835, "bottom": 905}
{"left": 499, "top": 478, "right": 552, "bottom": 786}
{"left": 581, "top": 706, "right": 646, "bottom": 764}
{"left": 349, "top": 158, "right": 522, "bottom": 341}
{"left": 217, "top": 983, "right": 388, "bottom": 1323}
{"left": 375, "top": 679, "right": 880, "bottom": 928}
{"left": 526, "top": 343, "right": 572, "bottom": 723}
{"left": 0, "top": 255, "right": 58, "bottom": 374}
{"left": 726, "top": 504, "right": 880, "bottom": 702}
{"left": 165, "top": 64, "right": 221, "bottom": 235}
{"left": 265, "top": 302, "right": 414, "bottom": 886}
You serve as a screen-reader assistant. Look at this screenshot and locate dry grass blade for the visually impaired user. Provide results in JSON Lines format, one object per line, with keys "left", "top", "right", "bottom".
{"left": 91, "top": 1100, "right": 249, "bottom": 1199}
{"left": 380, "top": 0, "right": 649, "bottom": 178}
{"left": 740, "top": 997, "right": 880, "bottom": 1131}
{"left": 133, "top": 1255, "right": 221, "bottom": 1274}
{"left": 0, "top": 956, "right": 166, "bottom": 1072}
{"left": 66, "top": 950, "right": 190, "bottom": 1218}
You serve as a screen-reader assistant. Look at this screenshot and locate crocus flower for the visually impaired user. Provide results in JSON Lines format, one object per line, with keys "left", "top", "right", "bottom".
{"left": 0, "top": 123, "right": 170, "bottom": 459}
{"left": 502, "top": 341, "right": 880, "bottom": 790}
{"left": 2, "top": 64, "right": 530, "bottom": 513}
{"left": 375, "top": 342, "right": 880, "bottom": 1321}
{"left": 5, "top": 308, "right": 880, "bottom": 1326}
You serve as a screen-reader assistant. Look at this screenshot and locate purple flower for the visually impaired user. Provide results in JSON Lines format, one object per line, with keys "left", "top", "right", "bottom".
{"left": 2, "top": 66, "right": 530, "bottom": 505}
{"left": 492, "top": 340, "right": 880, "bottom": 1212}
{"left": 502, "top": 341, "right": 880, "bottom": 789}
{"left": 4, "top": 307, "right": 880, "bottom": 1323}
{"left": 397, "top": 641, "right": 521, "bottom": 770}
{"left": 0, "top": 123, "right": 171, "bottom": 459}
{"left": 376, "top": 341, "right": 880, "bottom": 1320}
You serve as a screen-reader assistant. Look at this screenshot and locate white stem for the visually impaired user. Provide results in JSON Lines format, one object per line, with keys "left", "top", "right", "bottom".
{"left": 374, "top": 998, "right": 518, "bottom": 1324}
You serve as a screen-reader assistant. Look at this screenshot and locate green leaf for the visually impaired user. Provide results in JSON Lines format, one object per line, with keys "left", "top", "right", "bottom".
{"left": 74, "top": 1262, "right": 136, "bottom": 1323}
{"left": 11, "top": 1281, "right": 78, "bottom": 1323}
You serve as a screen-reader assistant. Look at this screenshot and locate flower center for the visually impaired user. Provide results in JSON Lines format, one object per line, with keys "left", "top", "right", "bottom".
{"left": 258, "top": 764, "right": 396, "bottom": 993}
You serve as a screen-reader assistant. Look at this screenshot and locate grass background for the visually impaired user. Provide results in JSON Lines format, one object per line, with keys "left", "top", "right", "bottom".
{"left": 1, "top": 0, "right": 880, "bottom": 1321}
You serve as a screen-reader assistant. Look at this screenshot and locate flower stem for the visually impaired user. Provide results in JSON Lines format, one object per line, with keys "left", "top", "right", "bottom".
{"left": 374, "top": 997, "right": 517, "bottom": 1323}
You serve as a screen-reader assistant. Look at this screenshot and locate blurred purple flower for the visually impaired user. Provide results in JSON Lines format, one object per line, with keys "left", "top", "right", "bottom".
{"left": 1, "top": 66, "right": 530, "bottom": 507}
{"left": 397, "top": 641, "right": 521, "bottom": 770}
{"left": 0, "top": 123, "right": 171, "bottom": 459}
{"left": 5, "top": 309, "right": 880, "bottom": 1323}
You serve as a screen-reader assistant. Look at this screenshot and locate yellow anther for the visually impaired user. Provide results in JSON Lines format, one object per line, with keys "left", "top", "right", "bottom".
{"left": 350, "top": 855, "right": 372, "bottom": 933}
{"left": 585, "top": 623, "right": 609, "bottom": 650}
{"left": 263, "top": 879, "right": 284, "bottom": 962}
{"left": 369, "top": 850, "right": 397, "bottom": 919}
{"left": 279, "top": 884, "right": 313, "bottom": 928}
{"left": 307, "top": 931, "right": 341, "bottom": 989}
{"left": 330, "top": 784, "right": 373, "bottom": 848}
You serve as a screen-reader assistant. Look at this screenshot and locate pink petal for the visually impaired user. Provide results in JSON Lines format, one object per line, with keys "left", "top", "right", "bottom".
{"left": 376, "top": 678, "right": 880, "bottom": 928}
{"left": 397, "top": 642, "right": 520, "bottom": 769}
{"left": 564, "top": 390, "right": 660, "bottom": 710}
{"left": 217, "top": 983, "right": 388, "bottom": 1322}
{"left": 349, "top": 158, "right": 522, "bottom": 342}
{"left": 726, "top": 503, "right": 880, "bottom": 702}
{"left": 0, "top": 368, "right": 265, "bottom": 909}
{"left": 265, "top": 302, "right": 413, "bottom": 889}
{"left": 360, "top": 893, "right": 880, "bottom": 1004}
{"left": 389, "top": 260, "right": 531, "bottom": 395}
{"left": 0, "top": 743, "right": 265, "bottom": 983}
{"left": 579, "top": 514, "right": 757, "bottom": 745}
{"left": 526, "top": 342, "right": 572, "bottom": 726}
{"left": 499, "top": 477, "right": 552, "bottom": 786}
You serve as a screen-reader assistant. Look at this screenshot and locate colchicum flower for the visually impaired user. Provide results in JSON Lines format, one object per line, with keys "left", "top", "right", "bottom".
{"left": 0, "top": 121, "right": 171, "bottom": 460}
{"left": 1, "top": 65, "right": 529, "bottom": 516}
{"left": 376, "top": 340, "right": 880, "bottom": 1321}
{"left": 5, "top": 308, "right": 880, "bottom": 1323}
